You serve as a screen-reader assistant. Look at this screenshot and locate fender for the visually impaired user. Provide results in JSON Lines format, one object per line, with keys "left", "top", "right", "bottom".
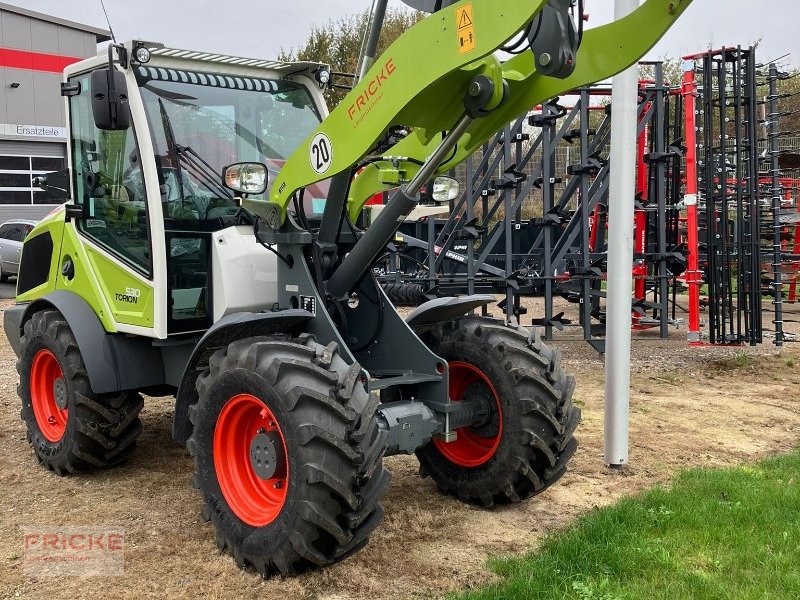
{"left": 405, "top": 294, "right": 496, "bottom": 332}
{"left": 172, "top": 309, "right": 314, "bottom": 444}
{"left": 4, "top": 290, "right": 165, "bottom": 394}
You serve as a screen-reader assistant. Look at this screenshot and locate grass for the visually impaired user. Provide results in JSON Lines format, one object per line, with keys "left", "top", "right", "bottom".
{"left": 459, "top": 450, "right": 800, "bottom": 600}
{"left": 707, "top": 351, "right": 757, "bottom": 372}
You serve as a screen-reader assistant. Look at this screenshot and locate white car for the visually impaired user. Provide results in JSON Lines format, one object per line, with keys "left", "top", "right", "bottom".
{"left": 0, "top": 220, "right": 36, "bottom": 282}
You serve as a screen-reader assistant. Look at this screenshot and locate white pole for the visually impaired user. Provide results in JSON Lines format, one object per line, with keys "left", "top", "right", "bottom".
{"left": 603, "top": 0, "right": 639, "bottom": 467}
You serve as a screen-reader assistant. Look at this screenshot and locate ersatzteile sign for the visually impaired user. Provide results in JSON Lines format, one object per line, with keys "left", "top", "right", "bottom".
{"left": 0, "top": 123, "right": 67, "bottom": 140}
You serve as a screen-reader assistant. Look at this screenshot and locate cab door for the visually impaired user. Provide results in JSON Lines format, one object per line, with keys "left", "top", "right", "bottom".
{"left": 58, "top": 68, "right": 157, "bottom": 334}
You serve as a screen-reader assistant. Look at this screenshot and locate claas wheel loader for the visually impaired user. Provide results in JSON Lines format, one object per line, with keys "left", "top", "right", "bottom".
{"left": 5, "top": 0, "right": 691, "bottom": 577}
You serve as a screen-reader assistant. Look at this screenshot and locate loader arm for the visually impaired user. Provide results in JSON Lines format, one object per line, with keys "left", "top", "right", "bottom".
{"left": 346, "top": 0, "right": 692, "bottom": 221}
{"left": 265, "top": 0, "right": 549, "bottom": 225}
{"left": 265, "top": 0, "right": 691, "bottom": 226}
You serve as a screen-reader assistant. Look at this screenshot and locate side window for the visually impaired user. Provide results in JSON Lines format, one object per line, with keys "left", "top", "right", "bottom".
{"left": 69, "top": 72, "right": 151, "bottom": 275}
{"left": 0, "top": 224, "right": 11, "bottom": 239}
{"left": 8, "top": 226, "right": 26, "bottom": 242}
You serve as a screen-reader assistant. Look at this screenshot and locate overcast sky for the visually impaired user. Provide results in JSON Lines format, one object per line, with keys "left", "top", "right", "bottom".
{"left": 16, "top": 0, "right": 796, "bottom": 68}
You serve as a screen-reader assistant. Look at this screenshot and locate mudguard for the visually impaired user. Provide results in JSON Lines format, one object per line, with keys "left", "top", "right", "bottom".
{"left": 5, "top": 290, "right": 165, "bottom": 394}
{"left": 405, "top": 294, "right": 495, "bottom": 332}
{"left": 172, "top": 309, "right": 314, "bottom": 444}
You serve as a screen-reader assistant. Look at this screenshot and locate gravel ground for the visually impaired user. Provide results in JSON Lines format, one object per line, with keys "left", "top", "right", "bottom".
{"left": 0, "top": 295, "right": 798, "bottom": 599}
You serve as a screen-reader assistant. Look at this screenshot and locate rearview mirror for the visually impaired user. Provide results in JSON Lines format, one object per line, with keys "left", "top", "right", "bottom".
{"left": 431, "top": 176, "right": 460, "bottom": 203}
{"left": 91, "top": 68, "right": 131, "bottom": 130}
{"left": 32, "top": 168, "right": 71, "bottom": 200}
{"left": 223, "top": 162, "right": 268, "bottom": 196}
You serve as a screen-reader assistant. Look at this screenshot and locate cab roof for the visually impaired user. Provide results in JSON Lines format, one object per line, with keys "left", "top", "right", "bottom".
{"left": 131, "top": 41, "right": 328, "bottom": 79}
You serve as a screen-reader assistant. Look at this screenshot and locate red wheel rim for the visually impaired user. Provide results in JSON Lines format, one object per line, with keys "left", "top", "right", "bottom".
{"left": 213, "top": 394, "right": 289, "bottom": 527}
{"left": 30, "top": 349, "right": 68, "bottom": 443}
{"left": 433, "top": 361, "right": 502, "bottom": 467}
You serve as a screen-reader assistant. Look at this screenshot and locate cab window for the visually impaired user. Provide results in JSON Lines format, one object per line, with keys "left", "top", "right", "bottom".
{"left": 69, "top": 71, "right": 152, "bottom": 276}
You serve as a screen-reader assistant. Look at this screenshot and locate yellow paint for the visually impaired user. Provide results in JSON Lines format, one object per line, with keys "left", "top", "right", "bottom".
{"left": 456, "top": 3, "right": 476, "bottom": 54}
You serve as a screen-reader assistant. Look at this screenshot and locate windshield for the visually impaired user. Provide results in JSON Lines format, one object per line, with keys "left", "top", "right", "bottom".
{"left": 136, "top": 66, "right": 323, "bottom": 228}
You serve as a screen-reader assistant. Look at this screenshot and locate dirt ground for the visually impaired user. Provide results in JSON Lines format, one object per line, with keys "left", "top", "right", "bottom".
{"left": 1, "top": 296, "right": 799, "bottom": 600}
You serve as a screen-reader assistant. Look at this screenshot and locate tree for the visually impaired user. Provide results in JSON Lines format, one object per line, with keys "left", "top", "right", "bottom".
{"left": 279, "top": 7, "right": 423, "bottom": 108}
{"left": 774, "top": 68, "right": 800, "bottom": 144}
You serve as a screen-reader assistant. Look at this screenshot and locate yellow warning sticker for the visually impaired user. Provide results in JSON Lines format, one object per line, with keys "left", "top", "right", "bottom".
{"left": 456, "top": 3, "right": 476, "bottom": 54}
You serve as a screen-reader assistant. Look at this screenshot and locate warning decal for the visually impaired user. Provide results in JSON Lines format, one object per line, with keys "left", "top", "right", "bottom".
{"left": 456, "top": 3, "right": 476, "bottom": 54}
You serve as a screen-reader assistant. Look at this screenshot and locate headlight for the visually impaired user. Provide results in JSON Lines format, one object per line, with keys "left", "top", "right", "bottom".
{"left": 315, "top": 68, "right": 331, "bottom": 86}
{"left": 133, "top": 45, "right": 151, "bottom": 64}
{"left": 431, "top": 176, "right": 460, "bottom": 203}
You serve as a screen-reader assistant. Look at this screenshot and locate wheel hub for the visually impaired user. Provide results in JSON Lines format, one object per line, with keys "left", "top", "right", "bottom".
{"left": 432, "top": 361, "right": 503, "bottom": 467}
{"left": 213, "top": 394, "right": 289, "bottom": 527}
{"left": 53, "top": 378, "right": 68, "bottom": 410}
{"left": 30, "top": 348, "right": 68, "bottom": 443}
{"left": 249, "top": 431, "right": 285, "bottom": 480}
{"left": 463, "top": 383, "right": 499, "bottom": 438}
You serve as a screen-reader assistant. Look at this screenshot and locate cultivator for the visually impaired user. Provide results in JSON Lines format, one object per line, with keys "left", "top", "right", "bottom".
{"left": 378, "top": 44, "right": 800, "bottom": 350}
{"left": 377, "top": 65, "right": 686, "bottom": 352}
{"left": 682, "top": 48, "right": 800, "bottom": 346}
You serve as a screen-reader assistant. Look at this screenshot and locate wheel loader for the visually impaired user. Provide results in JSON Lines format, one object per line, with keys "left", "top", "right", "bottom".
{"left": 5, "top": 0, "right": 691, "bottom": 577}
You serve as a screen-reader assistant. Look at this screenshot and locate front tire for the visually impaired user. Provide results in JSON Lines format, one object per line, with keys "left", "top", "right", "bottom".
{"left": 417, "top": 317, "right": 580, "bottom": 506}
{"left": 18, "top": 309, "right": 143, "bottom": 475}
{"left": 189, "top": 334, "right": 390, "bottom": 577}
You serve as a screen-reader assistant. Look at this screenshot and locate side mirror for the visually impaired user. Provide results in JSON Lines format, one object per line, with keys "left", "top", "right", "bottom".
{"left": 91, "top": 68, "right": 130, "bottom": 131}
{"left": 32, "top": 168, "right": 71, "bottom": 200}
{"left": 431, "top": 176, "right": 460, "bottom": 203}
{"left": 223, "top": 162, "right": 268, "bottom": 196}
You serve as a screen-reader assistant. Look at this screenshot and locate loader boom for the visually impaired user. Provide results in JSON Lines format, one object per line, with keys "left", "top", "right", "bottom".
{"left": 265, "top": 0, "right": 692, "bottom": 226}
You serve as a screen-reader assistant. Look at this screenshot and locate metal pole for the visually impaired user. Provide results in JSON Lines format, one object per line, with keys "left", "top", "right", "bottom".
{"left": 603, "top": 0, "right": 639, "bottom": 467}
{"left": 681, "top": 61, "right": 701, "bottom": 344}
{"left": 357, "top": 0, "right": 389, "bottom": 81}
{"left": 503, "top": 125, "right": 515, "bottom": 324}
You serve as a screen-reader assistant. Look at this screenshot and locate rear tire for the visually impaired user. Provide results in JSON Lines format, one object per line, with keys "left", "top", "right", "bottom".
{"left": 189, "top": 334, "right": 390, "bottom": 577}
{"left": 17, "top": 309, "right": 143, "bottom": 475}
{"left": 416, "top": 317, "right": 580, "bottom": 506}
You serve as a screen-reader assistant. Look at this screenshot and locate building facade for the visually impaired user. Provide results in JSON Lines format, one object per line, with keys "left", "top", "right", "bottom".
{"left": 0, "top": 2, "right": 109, "bottom": 221}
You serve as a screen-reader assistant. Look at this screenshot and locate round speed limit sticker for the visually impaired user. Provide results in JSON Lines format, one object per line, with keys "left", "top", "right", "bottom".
{"left": 309, "top": 133, "right": 333, "bottom": 174}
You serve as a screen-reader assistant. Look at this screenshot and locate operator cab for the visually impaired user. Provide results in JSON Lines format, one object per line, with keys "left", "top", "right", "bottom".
{"left": 55, "top": 42, "right": 329, "bottom": 339}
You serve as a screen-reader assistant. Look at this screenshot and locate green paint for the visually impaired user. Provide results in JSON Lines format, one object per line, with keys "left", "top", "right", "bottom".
{"left": 82, "top": 245, "right": 154, "bottom": 329}
{"left": 16, "top": 210, "right": 65, "bottom": 303}
{"left": 17, "top": 215, "right": 155, "bottom": 332}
